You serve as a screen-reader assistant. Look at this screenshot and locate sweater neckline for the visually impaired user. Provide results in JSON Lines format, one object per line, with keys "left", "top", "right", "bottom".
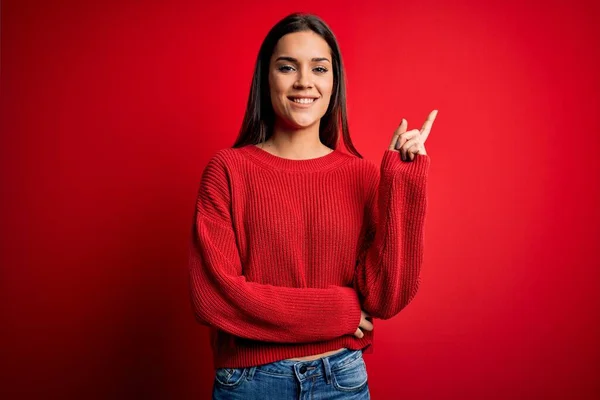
{"left": 240, "top": 144, "right": 349, "bottom": 172}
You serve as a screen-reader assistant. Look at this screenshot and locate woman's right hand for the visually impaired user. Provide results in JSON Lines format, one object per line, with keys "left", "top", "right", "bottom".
{"left": 354, "top": 310, "right": 373, "bottom": 338}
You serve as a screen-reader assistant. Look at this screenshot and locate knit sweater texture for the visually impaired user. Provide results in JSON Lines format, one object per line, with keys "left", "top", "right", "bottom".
{"left": 188, "top": 144, "right": 430, "bottom": 369}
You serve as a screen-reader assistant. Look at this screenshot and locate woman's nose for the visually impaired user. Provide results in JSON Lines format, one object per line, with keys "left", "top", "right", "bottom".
{"left": 293, "top": 68, "right": 314, "bottom": 89}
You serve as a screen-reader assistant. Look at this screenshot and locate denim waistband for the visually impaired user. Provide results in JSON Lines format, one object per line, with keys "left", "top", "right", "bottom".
{"left": 245, "top": 348, "right": 364, "bottom": 383}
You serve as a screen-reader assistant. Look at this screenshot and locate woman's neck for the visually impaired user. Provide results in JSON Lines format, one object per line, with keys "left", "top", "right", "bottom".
{"left": 258, "top": 123, "right": 331, "bottom": 160}
{"left": 257, "top": 134, "right": 333, "bottom": 160}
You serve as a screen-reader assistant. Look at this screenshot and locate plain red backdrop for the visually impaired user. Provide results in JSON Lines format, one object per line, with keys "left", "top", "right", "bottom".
{"left": 1, "top": 0, "right": 599, "bottom": 398}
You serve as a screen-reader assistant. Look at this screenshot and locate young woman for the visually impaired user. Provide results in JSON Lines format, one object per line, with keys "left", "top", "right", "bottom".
{"left": 188, "top": 12, "right": 437, "bottom": 399}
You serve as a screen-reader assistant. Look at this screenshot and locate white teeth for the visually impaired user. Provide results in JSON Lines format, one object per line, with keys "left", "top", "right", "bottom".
{"left": 292, "top": 98, "right": 316, "bottom": 104}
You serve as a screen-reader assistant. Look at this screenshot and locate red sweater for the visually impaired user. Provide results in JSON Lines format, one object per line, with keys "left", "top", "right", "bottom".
{"left": 188, "top": 144, "right": 430, "bottom": 369}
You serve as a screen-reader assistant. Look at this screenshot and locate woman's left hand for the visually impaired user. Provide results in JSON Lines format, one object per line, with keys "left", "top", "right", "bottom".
{"left": 388, "top": 110, "right": 438, "bottom": 161}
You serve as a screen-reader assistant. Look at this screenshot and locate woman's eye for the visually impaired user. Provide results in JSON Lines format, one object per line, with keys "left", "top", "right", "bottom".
{"left": 278, "top": 65, "right": 295, "bottom": 72}
{"left": 277, "top": 65, "right": 329, "bottom": 74}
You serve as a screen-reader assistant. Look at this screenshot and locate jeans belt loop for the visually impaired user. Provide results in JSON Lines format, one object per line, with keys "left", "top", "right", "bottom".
{"left": 246, "top": 366, "right": 257, "bottom": 381}
{"left": 322, "top": 356, "right": 332, "bottom": 385}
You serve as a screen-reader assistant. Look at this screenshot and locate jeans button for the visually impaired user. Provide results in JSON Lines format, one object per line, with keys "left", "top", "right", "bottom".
{"left": 299, "top": 366, "right": 307, "bottom": 374}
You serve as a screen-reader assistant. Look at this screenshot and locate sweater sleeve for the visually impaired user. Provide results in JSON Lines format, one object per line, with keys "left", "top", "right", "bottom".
{"left": 353, "top": 150, "right": 430, "bottom": 320}
{"left": 188, "top": 152, "right": 362, "bottom": 343}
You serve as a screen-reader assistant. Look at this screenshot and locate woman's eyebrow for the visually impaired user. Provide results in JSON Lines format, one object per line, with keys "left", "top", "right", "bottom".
{"left": 275, "top": 56, "right": 331, "bottom": 63}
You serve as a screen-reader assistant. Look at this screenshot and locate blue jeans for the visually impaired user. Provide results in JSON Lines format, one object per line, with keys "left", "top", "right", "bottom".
{"left": 212, "top": 348, "right": 370, "bottom": 399}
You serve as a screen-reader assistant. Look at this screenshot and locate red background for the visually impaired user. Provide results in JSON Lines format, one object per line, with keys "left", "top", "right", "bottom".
{"left": 2, "top": 0, "right": 599, "bottom": 398}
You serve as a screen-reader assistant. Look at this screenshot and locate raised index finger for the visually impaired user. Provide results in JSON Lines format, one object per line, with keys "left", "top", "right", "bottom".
{"left": 420, "top": 110, "right": 438, "bottom": 142}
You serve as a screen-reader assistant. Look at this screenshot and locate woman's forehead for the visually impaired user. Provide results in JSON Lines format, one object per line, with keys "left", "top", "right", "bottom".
{"left": 272, "top": 31, "right": 331, "bottom": 60}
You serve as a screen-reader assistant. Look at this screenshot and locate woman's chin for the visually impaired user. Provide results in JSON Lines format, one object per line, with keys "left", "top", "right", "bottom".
{"left": 282, "top": 117, "right": 320, "bottom": 130}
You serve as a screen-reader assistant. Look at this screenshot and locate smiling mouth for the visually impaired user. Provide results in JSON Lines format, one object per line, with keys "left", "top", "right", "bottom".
{"left": 288, "top": 97, "right": 319, "bottom": 104}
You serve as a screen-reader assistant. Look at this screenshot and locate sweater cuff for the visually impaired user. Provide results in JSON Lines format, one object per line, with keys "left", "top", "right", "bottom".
{"left": 338, "top": 287, "right": 362, "bottom": 335}
{"left": 381, "top": 150, "right": 431, "bottom": 176}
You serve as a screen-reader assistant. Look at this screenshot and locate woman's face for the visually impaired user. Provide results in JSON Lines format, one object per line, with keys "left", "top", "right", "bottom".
{"left": 268, "top": 30, "right": 334, "bottom": 131}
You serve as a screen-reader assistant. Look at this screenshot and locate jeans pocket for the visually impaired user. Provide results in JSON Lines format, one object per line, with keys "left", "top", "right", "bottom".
{"left": 331, "top": 355, "right": 368, "bottom": 392}
{"left": 214, "top": 367, "right": 247, "bottom": 388}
